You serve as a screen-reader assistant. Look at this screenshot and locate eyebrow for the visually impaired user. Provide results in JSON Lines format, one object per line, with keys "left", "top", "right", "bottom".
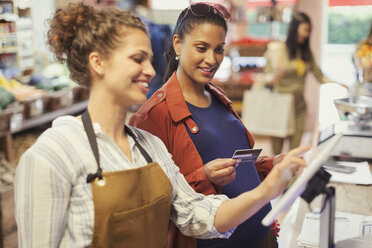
{"left": 133, "top": 49, "right": 153, "bottom": 60}
{"left": 193, "top": 40, "right": 226, "bottom": 46}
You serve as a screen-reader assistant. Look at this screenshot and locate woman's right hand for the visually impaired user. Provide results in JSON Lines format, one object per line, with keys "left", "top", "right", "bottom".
{"left": 204, "top": 158, "right": 239, "bottom": 186}
{"left": 213, "top": 145, "right": 310, "bottom": 233}
{"left": 258, "top": 145, "right": 310, "bottom": 200}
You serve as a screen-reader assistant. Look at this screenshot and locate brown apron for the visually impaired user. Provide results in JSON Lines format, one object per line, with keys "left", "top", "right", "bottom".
{"left": 82, "top": 111, "right": 173, "bottom": 248}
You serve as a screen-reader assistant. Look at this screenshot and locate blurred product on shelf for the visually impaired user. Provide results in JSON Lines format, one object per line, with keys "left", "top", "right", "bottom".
{"left": 0, "top": 53, "right": 17, "bottom": 71}
{"left": 227, "top": 37, "right": 271, "bottom": 57}
{"left": 0, "top": 61, "right": 89, "bottom": 136}
{"left": 35, "top": 76, "right": 71, "bottom": 91}
{"left": 46, "top": 88, "right": 74, "bottom": 111}
{"left": 212, "top": 37, "right": 271, "bottom": 115}
{"left": 0, "top": 85, "right": 15, "bottom": 110}
{"left": 0, "top": 70, "right": 45, "bottom": 106}
{"left": 29, "top": 63, "right": 89, "bottom": 110}
{"left": 7, "top": 102, "right": 24, "bottom": 133}
{"left": 8, "top": 81, "right": 45, "bottom": 101}
{"left": 16, "top": 17, "right": 35, "bottom": 72}
{"left": 0, "top": 0, "right": 35, "bottom": 86}
{"left": 229, "top": 37, "right": 272, "bottom": 46}
{"left": 0, "top": 2, "right": 13, "bottom": 14}
{"left": 21, "top": 97, "right": 44, "bottom": 118}
{"left": 0, "top": 101, "right": 24, "bottom": 134}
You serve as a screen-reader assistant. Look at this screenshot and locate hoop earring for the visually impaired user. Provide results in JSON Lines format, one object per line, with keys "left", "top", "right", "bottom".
{"left": 175, "top": 55, "right": 180, "bottom": 61}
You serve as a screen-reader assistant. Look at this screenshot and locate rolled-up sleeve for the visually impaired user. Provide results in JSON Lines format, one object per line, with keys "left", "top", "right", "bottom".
{"left": 170, "top": 166, "right": 234, "bottom": 239}
{"left": 148, "top": 134, "right": 235, "bottom": 239}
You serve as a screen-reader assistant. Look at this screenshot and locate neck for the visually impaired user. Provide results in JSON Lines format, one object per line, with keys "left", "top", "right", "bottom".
{"left": 87, "top": 87, "right": 128, "bottom": 141}
{"left": 176, "top": 69, "right": 211, "bottom": 107}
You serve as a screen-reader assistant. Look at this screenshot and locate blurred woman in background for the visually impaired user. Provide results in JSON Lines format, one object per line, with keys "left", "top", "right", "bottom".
{"left": 264, "top": 12, "right": 347, "bottom": 154}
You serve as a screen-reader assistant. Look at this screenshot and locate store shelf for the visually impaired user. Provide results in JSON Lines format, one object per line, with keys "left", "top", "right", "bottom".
{"left": 13, "top": 100, "right": 88, "bottom": 134}
{"left": 0, "top": 47, "right": 17, "bottom": 54}
{"left": 0, "top": 13, "right": 17, "bottom": 22}
{"left": 0, "top": 100, "right": 89, "bottom": 138}
{"left": 0, "top": 0, "right": 35, "bottom": 82}
{"left": 0, "top": 100, "right": 88, "bottom": 163}
{"left": 220, "top": 40, "right": 269, "bottom": 110}
{"left": 226, "top": 44, "right": 267, "bottom": 57}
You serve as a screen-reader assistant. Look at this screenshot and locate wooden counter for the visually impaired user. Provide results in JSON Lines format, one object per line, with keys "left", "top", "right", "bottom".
{"left": 289, "top": 163, "right": 372, "bottom": 247}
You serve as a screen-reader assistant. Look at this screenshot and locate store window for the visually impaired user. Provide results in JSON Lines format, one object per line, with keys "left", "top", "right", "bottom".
{"left": 319, "top": 1, "right": 372, "bottom": 127}
{"left": 323, "top": 3, "right": 372, "bottom": 84}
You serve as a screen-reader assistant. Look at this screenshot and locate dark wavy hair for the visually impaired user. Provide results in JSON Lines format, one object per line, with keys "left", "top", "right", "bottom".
{"left": 163, "top": 6, "right": 228, "bottom": 82}
{"left": 47, "top": 2, "right": 146, "bottom": 86}
{"left": 285, "top": 12, "right": 312, "bottom": 62}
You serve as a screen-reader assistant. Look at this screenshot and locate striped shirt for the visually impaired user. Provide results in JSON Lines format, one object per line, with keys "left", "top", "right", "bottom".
{"left": 14, "top": 116, "right": 233, "bottom": 248}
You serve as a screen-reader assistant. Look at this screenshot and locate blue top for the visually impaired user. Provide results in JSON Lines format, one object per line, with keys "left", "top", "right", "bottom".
{"left": 186, "top": 94, "right": 272, "bottom": 248}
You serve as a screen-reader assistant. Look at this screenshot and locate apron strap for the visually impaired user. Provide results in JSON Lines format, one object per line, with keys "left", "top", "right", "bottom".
{"left": 82, "top": 111, "right": 103, "bottom": 183}
{"left": 82, "top": 110, "right": 153, "bottom": 183}
{"left": 125, "top": 126, "right": 153, "bottom": 164}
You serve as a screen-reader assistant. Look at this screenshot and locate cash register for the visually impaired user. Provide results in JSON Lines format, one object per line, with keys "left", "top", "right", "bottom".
{"left": 320, "top": 83, "right": 372, "bottom": 161}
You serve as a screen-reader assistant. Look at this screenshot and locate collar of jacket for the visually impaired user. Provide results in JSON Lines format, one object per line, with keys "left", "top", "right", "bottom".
{"left": 162, "top": 72, "right": 233, "bottom": 123}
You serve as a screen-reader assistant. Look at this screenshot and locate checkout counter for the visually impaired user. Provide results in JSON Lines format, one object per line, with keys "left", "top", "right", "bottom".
{"left": 288, "top": 80, "right": 372, "bottom": 247}
{"left": 288, "top": 164, "right": 372, "bottom": 247}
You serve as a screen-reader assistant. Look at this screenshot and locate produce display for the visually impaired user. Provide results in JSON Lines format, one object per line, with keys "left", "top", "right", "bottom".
{"left": 0, "top": 71, "right": 45, "bottom": 101}
{"left": 0, "top": 86, "right": 15, "bottom": 110}
{"left": 0, "top": 62, "right": 87, "bottom": 135}
{"left": 36, "top": 62, "right": 78, "bottom": 90}
{"left": 35, "top": 75, "right": 72, "bottom": 91}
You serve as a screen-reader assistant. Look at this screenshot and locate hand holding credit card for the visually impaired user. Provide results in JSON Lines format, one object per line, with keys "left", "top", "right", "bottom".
{"left": 232, "top": 148, "right": 262, "bottom": 167}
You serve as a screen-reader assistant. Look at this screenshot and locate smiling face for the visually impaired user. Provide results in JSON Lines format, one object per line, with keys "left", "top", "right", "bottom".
{"left": 174, "top": 23, "right": 226, "bottom": 87}
{"left": 92, "top": 28, "right": 155, "bottom": 107}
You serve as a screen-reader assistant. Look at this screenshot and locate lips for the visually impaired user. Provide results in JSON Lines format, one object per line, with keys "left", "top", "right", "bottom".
{"left": 200, "top": 67, "right": 214, "bottom": 72}
{"left": 200, "top": 65, "right": 217, "bottom": 72}
{"left": 199, "top": 66, "right": 217, "bottom": 77}
{"left": 135, "top": 81, "right": 149, "bottom": 94}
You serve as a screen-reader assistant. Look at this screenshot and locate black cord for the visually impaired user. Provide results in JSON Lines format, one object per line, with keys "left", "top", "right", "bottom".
{"left": 306, "top": 187, "right": 333, "bottom": 214}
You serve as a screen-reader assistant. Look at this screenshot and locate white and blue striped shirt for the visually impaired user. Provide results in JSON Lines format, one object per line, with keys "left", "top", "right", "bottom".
{"left": 14, "top": 116, "right": 233, "bottom": 247}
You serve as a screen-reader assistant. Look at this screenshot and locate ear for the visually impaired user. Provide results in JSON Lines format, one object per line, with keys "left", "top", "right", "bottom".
{"left": 173, "top": 34, "right": 181, "bottom": 57}
{"left": 89, "top": 51, "right": 105, "bottom": 76}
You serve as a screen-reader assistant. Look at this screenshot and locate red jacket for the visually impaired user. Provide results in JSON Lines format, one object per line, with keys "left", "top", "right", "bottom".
{"left": 129, "top": 72, "right": 274, "bottom": 248}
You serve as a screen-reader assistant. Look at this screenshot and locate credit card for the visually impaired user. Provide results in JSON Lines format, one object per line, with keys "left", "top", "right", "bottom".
{"left": 232, "top": 148, "right": 262, "bottom": 164}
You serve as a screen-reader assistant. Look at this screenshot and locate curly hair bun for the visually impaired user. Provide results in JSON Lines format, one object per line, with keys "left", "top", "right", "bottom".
{"left": 47, "top": 3, "right": 93, "bottom": 63}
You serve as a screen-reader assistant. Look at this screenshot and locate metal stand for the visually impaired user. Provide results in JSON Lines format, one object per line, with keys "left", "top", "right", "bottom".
{"left": 301, "top": 168, "right": 335, "bottom": 248}
{"left": 319, "top": 187, "right": 336, "bottom": 248}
